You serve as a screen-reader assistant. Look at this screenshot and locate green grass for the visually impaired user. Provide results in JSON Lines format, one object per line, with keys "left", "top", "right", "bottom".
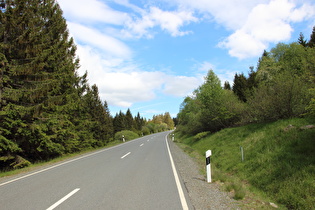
{"left": 175, "top": 117, "right": 315, "bottom": 209}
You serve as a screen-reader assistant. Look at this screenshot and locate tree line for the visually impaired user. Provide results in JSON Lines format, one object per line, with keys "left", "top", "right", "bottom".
{"left": 0, "top": 0, "right": 174, "bottom": 170}
{"left": 177, "top": 27, "right": 315, "bottom": 135}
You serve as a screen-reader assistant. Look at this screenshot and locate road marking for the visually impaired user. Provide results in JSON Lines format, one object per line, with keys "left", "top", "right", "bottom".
{"left": 140, "top": 143, "right": 144, "bottom": 147}
{"left": 0, "top": 136, "right": 144, "bottom": 187}
{"left": 165, "top": 135, "right": 189, "bottom": 210}
{"left": 0, "top": 146, "right": 119, "bottom": 187}
{"left": 147, "top": 139, "right": 149, "bottom": 142}
{"left": 46, "top": 188, "right": 80, "bottom": 210}
{"left": 121, "top": 152, "right": 131, "bottom": 159}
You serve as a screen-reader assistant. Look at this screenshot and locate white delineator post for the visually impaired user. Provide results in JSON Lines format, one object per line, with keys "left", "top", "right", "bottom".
{"left": 206, "top": 150, "right": 212, "bottom": 183}
{"left": 122, "top": 135, "right": 125, "bottom": 142}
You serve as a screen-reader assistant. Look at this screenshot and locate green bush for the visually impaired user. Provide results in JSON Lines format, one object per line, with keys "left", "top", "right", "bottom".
{"left": 10, "top": 155, "right": 31, "bottom": 169}
{"left": 141, "top": 126, "right": 150, "bottom": 135}
{"left": 114, "top": 130, "right": 139, "bottom": 141}
{"left": 193, "top": 131, "right": 211, "bottom": 142}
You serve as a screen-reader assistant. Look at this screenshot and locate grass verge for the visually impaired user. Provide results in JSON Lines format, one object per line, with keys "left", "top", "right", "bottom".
{"left": 174, "top": 117, "right": 315, "bottom": 209}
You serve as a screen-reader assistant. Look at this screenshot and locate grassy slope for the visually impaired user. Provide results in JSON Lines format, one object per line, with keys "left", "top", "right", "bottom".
{"left": 175, "top": 118, "right": 315, "bottom": 209}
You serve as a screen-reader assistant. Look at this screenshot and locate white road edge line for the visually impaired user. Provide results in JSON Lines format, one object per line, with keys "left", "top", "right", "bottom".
{"left": 0, "top": 137, "right": 144, "bottom": 187}
{"left": 0, "top": 147, "right": 110, "bottom": 187}
{"left": 140, "top": 143, "right": 144, "bottom": 147}
{"left": 165, "top": 135, "right": 189, "bottom": 210}
{"left": 46, "top": 188, "right": 80, "bottom": 210}
{"left": 121, "top": 152, "right": 131, "bottom": 159}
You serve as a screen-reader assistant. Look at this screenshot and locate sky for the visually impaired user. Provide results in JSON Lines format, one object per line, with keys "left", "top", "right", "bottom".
{"left": 56, "top": 0, "right": 315, "bottom": 120}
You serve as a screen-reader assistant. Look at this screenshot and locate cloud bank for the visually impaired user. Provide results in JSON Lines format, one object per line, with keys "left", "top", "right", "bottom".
{"left": 57, "top": 0, "right": 315, "bottom": 111}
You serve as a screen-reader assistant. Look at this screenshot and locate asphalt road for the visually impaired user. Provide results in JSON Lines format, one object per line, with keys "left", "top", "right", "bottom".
{"left": 0, "top": 131, "right": 192, "bottom": 210}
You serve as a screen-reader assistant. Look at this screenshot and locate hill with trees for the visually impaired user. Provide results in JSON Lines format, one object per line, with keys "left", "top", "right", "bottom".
{"left": 175, "top": 28, "right": 315, "bottom": 209}
{"left": 177, "top": 27, "right": 315, "bottom": 135}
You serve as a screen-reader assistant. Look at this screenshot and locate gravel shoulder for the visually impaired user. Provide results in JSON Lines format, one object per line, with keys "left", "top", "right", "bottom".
{"left": 168, "top": 138, "right": 240, "bottom": 210}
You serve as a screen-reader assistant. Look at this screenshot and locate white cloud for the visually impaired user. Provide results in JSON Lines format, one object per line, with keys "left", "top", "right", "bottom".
{"left": 167, "top": 0, "right": 315, "bottom": 59}
{"left": 218, "top": 0, "right": 315, "bottom": 59}
{"left": 57, "top": 0, "right": 315, "bottom": 111}
{"left": 124, "top": 6, "right": 198, "bottom": 38}
{"left": 101, "top": 71, "right": 165, "bottom": 104}
{"left": 68, "top": 22, "right": 132, "bottom": 58}
{"left": 163, "top": 76, "right": 203, "bottom": 97}
{"left": 76, "top": 45, "right": 200, "bottom": 107}
{"left": 194, "top": 61, "right": 215, "bottom": 73}
{"left": 149, "top": 7, "right": 198, "bottom": 37}
{"left": 168, "top": 0, "right": 266, "bottom": 30}
{"left": 57, "top": 0, "right": 130, "bottom": 25}
{"left": 58, "top": 0, "right": 202, "bottom": 109}
{"left": 218, "top": 30, "right": 267, "bottom": 59}
{"left": 77, "top": 46, "right": 160, "bottom": 107}
{"left": 192, "top": 61, "right": 236, "bottom": 86}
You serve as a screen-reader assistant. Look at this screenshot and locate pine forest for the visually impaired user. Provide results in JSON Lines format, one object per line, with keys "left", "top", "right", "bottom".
{"left": 0, "top": 0, "right": 174, "bottom": 171}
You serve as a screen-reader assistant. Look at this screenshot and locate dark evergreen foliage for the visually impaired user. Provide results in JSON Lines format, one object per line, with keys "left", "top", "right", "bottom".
{"left": 125, "top": 108, "right": 134, "bottom": 130}
{"left": 233, "top": 73, "right": 248, "bottom": 102}
{"left": 223, "top": 81, "right": 231, "bottom": 90}
{"left": 113, "top": 111, "right": 126, "bottom": 133}
{"left": 298, "top": 32, "right": 308, "bottom": 47}
{"left": 308, "top": 26, "right": 315, "bottom": 48}
{"left": 0, "top": 0, "right": 115, "bottom": 169}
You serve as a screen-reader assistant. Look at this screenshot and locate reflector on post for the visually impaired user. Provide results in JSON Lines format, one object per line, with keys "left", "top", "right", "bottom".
{"left": 206, "top": 150, "right": 212, "bottom": 183}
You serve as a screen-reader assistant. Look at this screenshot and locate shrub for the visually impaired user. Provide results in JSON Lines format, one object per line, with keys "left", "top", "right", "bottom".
{"left": 193, "top": 131, "right": 211, "bottom": 142}
{"left": 10, "top": 155, "right": 31, "bottom": 169}
{"left": 114, "top": 130, "right": 139, "bottom": 141}
{"left": 141, "top": 126, "right": 150, "bottom": 135}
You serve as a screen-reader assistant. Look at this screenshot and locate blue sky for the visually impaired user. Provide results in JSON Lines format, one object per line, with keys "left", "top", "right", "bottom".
{"left": 57, "top": 0, "right": 315, "bottom": 119}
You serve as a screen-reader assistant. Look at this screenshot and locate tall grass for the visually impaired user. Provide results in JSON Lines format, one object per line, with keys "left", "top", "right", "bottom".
{"left": 175, "top": 118, "right": 315, "bottom": 209}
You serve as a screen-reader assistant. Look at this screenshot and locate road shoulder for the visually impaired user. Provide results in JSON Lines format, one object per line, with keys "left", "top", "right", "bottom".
{"left": 168, "top": 138, "right": 239, "bottom": 210}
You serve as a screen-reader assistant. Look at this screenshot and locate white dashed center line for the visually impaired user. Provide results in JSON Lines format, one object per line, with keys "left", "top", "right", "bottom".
{"left": 46, "top": 188, "right": 80, "bottom": 210}
{"left": 121, "top": 152, "right": 131, "bottom": 159}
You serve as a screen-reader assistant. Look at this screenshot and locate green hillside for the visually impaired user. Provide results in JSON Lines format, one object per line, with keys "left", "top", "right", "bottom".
{"left": 174, "top": 117, "right": 315, "bottom": 209}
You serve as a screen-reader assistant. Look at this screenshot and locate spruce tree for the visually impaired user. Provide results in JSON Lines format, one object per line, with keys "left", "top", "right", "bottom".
{"left": 0, "top": 0, "right": 82, "bottom": 164}
{"left": 134, "top": 112, "right": 145, "bottom": 131}
{"left": 232, "top": 73, "right": 248, "bottom": 102}
{"left": 223, "top": 81, "right": 231, "bottom": 90}
{"left": 113, "top": 111, "right": 126, "bottom": 133}
{"left": 125, "top": 108, "right": 134, "bottom": 130}
{"left": 308, "top": 26, "right": 315, "bottom": 48}
{"left": 84, "top": 85, "right": 113, "bottom": 146}
{"left": 298, "top": 32, "right": 308, "bottom": 47}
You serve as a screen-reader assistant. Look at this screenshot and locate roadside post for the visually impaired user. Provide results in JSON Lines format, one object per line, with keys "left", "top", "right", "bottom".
{"left": 122, "top": 135, "right": 125, "bottom": 142}
{"left": 240, "top": 146, "right": 244, "bottom": 162}
{"left": 206, "top": 150, "right": 212, "bottom": 183}
{"left": 172, "top": 134, "right": 175, "bottom": 141}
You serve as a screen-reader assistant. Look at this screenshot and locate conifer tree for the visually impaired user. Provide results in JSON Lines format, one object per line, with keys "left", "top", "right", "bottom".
{"left": 134, "top": 112, "right": 144, "bottom": 131}
{"left": 308, "top": 26, "right": 315, "bottom": 48}
{"left": 298, "top": 32, "right": 308, "bottom": 47}
{"left": 125, "top": 108, "right": 134, "bottom": 130}
{"left": 233, "top": 73, "right": 248, "bottom": 102}
{"left": 113, "top": 111, "right": 126, "bottom": 133}
{"left": 0, "top": 0, "right": 83, "bottom": 164}
{"left": 223, "top": 81, "right": 231, "bottom": 90}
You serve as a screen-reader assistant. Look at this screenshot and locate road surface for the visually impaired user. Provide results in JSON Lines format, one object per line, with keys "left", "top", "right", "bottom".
{"left": 0, "top": 131, "right": 192, "bottom": 209}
